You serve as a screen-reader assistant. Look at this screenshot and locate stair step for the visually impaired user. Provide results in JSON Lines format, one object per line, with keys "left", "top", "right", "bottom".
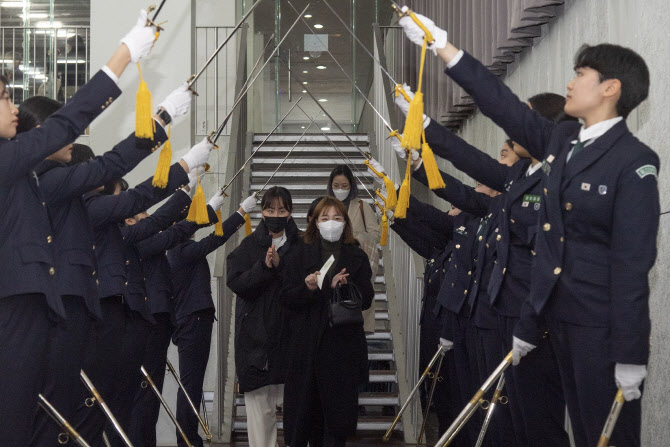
{"left": 366, "top": 330, "right": 392, "bottom": 341}
{"left": 232, "top": 416, "right": 400, "bottom": 432}
{"left": 368, "top": 350, "right": 394, "bottom": 361}
{"left": 233, "top": 392, "right": 398, "bottom": 408}
{"left": 252, "top": 146, "right": 366, "bottom": 154}
{"left": 369, "top": 370, "right": 397, "bottom": 383}
{"left": 251, "top": 170, "right": 375, "bottom": 178}
{"left": 253, "top": 134, "right": 370, "bottom": 144}
{"left": 375, "top": 311, "right": 389, "bottom": 321}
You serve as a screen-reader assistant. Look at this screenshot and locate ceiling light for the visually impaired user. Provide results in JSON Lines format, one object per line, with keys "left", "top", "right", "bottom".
{"left": 302, "top": 56, "right": 309, "bottom": 60}
{"left": 314, "top": 24, "right": 323, "bottom": 29}
{"left": 321, "top": 127, "right": 330, "bottom": 131}
{"left": 302, "top": 70, "right": 308, "bottom": 74}
{"left": 301, "top": 126, "right": 306, "bottom": 129}
{"left": 36, "top": 20, "right": 62, "bottom": 28}
{"left": 57, "top": 59, "right": 86, "bottom": 64}
{"left": 302, "top": 81, "right": 308, "bottom": 84}
{"left": 19, "top": 12, "right": 48, "bottom": 19}
{"left": 304, "top": 14, "right": 312, "bottom": 18}
{"left": 301, "top": 90, "right": 307, "bottom": 93}
{"left": 318, "top": 98, "right": 328, "bottom": 102}
{"left": 316, "top": 65, "right": 326, "bottom": 70}
{"left": 1, "top": 2, "right": 26, "bottom": 7}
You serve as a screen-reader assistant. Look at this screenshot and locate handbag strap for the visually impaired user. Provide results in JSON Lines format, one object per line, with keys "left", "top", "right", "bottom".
{"left": 358, "top": 200, "right": 368, "bottom": 232}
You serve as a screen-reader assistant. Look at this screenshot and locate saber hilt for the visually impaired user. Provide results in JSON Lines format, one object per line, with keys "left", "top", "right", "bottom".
{"left": 166, "top": 360, "right": 212, "bottom": 442}
{"left": 145, "top": 1, "right": 166, "bottom": 32}
{"left": 474, "top": 375, "right": 507, "bottom": 447}
{"left": 38, "top": 394, "right": 92, "bottom": 447}
{"left": 434, "top": 351, "right": 513, "bottom": 447}
{"left": 417, "top": 348, "right": 446, "bottom": 444}
{"left": 141, "top": 366, "right": 194, "bottom": 447}
{"left": 596, "top": 389, "right": 625, "bottom": 447}
{"left": 80, "top": 370, "right": 135, "bottom": 447}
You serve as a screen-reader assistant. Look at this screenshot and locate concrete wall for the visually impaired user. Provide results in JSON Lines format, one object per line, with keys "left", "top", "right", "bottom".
{"left": 435, "top": 0, "right": 670, "bottom": 444}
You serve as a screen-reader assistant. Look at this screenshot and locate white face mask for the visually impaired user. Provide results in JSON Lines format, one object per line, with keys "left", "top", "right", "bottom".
{"left": 332, "top": 188, "right": 350, "bottom": 201}
{"left": 318, "top": 220, "right": 345, "bottom": 242}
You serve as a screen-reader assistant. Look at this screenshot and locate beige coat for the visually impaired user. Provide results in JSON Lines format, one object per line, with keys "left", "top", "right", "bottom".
{"left": 348, "top": 198, "right": 380, "bottom": 333}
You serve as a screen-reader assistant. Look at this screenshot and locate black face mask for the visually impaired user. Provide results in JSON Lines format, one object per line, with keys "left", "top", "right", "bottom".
{"left": 264, "top": 216, "right": 289, "bottom": 234}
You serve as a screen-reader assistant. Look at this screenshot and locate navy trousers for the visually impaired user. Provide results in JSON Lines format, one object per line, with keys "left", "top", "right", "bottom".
{"left": 32, "top": 295, "right": 95, "bottom": 447}
{"left": 173, "top": 310, "right": 214, "bottom": 447}
{"left": 73, "top": 295, "right": 126, "bottom": 447}
{"left": 107, "top": 309, "right": 152, "bottom": 447}
{"left": 546, "top": 318, "right": 641, "bottom": 447}
{"left": 0, "top": 294, "right": 51, "bottom": 445}
{"left": 128, "top": 312, "right": 174, "bottom": 447}
{"left": 498, "top": 314, "right": 570, "bottom": 447}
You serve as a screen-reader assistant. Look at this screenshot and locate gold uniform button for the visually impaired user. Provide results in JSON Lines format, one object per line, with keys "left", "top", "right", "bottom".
{"left": 47, "top": 235, "right": 52, "bottom": 243}
{"left": 554, "top": 267, "right": 562, "bottom": 275}
{"left": 429, "top": 279, "right": 432, "bottom": 283}
{"left": 496, "top": 235, "right": 501, "bottom": 241}
{"left": 455, "top": 244, "right": 461, "bottom": 249}
{"left": 543, "top": 223, "right": 551, "bottom": 231}
{"left": 92, "top": 270, "right": 96, "bottom": 276}
{"left": 125, "top": 260, "right": 130, "bottom": 265}
{"left": 42, "top": 201, "right": 46, "bottom": 207}
{"left": 108, "top": 96, "right": 113, "bottom": 102}
{"left": 92, "top": 245, "right": 96, "bottom": 250}
{"left": 560, "top": 237, "right": 564, "bottom": 242}
{"left": 464, "top": 290, "right": 468, "bottom": 295}
{"left": 96, "top": 279, "right": 99, "bottom": 285}
{"left": 531, "top": 250, "right": 537, "bottom": 256}
{"left": 144, "top": 297, "right": 148, "bottom": 302}
{"left": 101, "top": 105, "right": 106, "bottom": 109}
{"left": 486, "top": 243, "right": 489, "bottom": 248}
{"left": 544, "top": 188, "right": 548, "bottom": 196}
{"left": 49, "top": 267, "right": 55, "bottom": 275}
{"left": 468, "top": 271, "right": 472, "bottom": 276}
{"left": 478, "top": 236, "right": 483, "bottom": 241}
{"left": 503, "top": 268, "right": 507, "bottom": 274}
{"left": 510, "top": 218, "right": 515, "bottom": 223}
{"left": 125, "top": 281, "right": 128, "bottom": 286}
{"left": 565, "top": 202, "right": 573, "bottom": 211}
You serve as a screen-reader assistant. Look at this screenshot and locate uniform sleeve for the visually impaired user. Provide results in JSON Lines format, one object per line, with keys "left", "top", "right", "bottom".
{"left": 609, "top": 155, "right": 660, "bottom": 365}
{"left": 390, "top": 217, "right": 443, "bottom": 259}
{"left": 413, "top": 163, "right": 490, "bottom": 217}
{"left": 424, "top": 120, "right": 509, "bottom": 191}
{"left": 445, "top": 51, "right": 555, "bottom": 161}
{"left": 39, "top": 128, "right": 166, "bottom": 205}
{"left": 121, "top": 189, "right": 191, "bottom": 245}
{"left": 0, "top": 70, "right": 121, "bottom": 184}
{"left": 85, "top": 162, "right": 188, "bottom": 228}
{"left": 136, "top": 219, "right": 200, "bottom": 259}
{"left": 226, "top": 240, "right": 277, "bottom": 297}
{"left": 173, "top": 211, "right": 245, "bottom": 265}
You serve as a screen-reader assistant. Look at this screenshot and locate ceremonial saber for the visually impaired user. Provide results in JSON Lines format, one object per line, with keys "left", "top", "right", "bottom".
{"left": 434, "top": 351, "right": 513, "bottom": 447}
{"left": 38, "top": 394, "right": 92, "bottom": 447}
{"left": 596, "top": 389, "right": 625, "bottom": 447}
{"left": 295, "top": 103, "right": 377, "bottom": 202}
{"left": 80, "top": 370, "right": 134, "bottom": 447}
{"left": 141, "top": 366, "right": 193, "bottom": 447}
{"left": 417, "top": 350, "right": 446, "bottom": 444}
{"left": 474, "top": 375, "right": 508, "bottom": 447}
{"left": 255, "top": 120, "right": 315, "bottom": 198}
{"left": 186, "top": 0, "right": 262, "bottom": 91}
{"left": 150, "top": 0, "right": 167, "bottom": 22}
{"left": 286, "top": 0, "right": 399, "bottom": 137}
{"left": 383, "top": 345, "right": 446, "bottom": 442}
{"left": 166, "top": 360, "right": 212, "bottom": 443}
{"left": 209, "top": 4, "right": 311, "bottom": 145}
{"left": 220, "top": 97, "right": 303, "bottom": 195}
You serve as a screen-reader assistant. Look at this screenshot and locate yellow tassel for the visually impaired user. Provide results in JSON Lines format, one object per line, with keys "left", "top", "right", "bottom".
{"left": 401, "top": 36, "right": 429, "bottom": 151}
{"left": 383, "top": 175, "right": 397, "bottom": 209}
{"left": 394, "top": 157, "right": 413, "bottom": 219}
{"left": 380, "top": 214, "right": 388, "bottom": 246}
{"left": 244, "top": 213, "right": 252, "bottom": 236}
{"left": 421, "top": 139, "right": 446, "bottom": 189}
{"left": 152, "top": 124, "right": 171, "bottom": 188}
{"left": 214, "top": 210, "right": 224, "bottom": 236}
{"left": 135, "top": 63, "right": 155, "bottom": 140}
{"left": 186, "top": 169, "right": 209, "bottom": 224}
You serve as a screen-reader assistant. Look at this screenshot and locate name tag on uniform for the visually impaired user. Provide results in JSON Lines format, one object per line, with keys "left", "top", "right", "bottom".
{"left": 521, "top": 194, "right": 541, "bottom": 208}
{"left": 636, "top": 165, "right": 658, "bottom": 179}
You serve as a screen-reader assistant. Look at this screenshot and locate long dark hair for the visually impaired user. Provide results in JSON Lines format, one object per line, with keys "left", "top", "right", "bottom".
{"left": 302, "top": 196, "right": 357, "bottom": 245}
{"left": 528, "top": 93, "right": 578, "bottom": 123}
{"left": 17, "top": 96, "right": 62, "bottom": 133}
{"left": 327, "top": 165, "right": 358, "bottom": 200}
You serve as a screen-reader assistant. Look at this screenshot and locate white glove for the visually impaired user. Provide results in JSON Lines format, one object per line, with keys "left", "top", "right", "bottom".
{"left": 120, "top": 9, "right": 157, "bottom": 63}
{"left": 157, "top": 83, "right": 193, "bottom": 121}
{"left": 391, "top": 137, "right": 419, "bottom": 161}
{"left": 240, "top": 195, "right": 257, "bottom": 214}
{"left": 181, "top": 138, "right": 214, "bottom": 172}
{"left": 398, "top": 8, "right": 448, "bottom": 55}
{"left": 394, "top": 84, "right": 431, "bottom": 128}
{"left": 512, "top": 336, "right": 537, "bottom": 366}
{"left": 368, "top": 158, "right": 386, "bottom": 175}
{"left": 439, "top": 338, "right": 454, "bottom": 351}
{"left": 385, "top": 209, "right": 394, "bottom": 221}
{"left": 615, "top": 363, "right": 647, "bottom": 401}
{"left": 207, "top": 190, "right": 225, "bottom": 212}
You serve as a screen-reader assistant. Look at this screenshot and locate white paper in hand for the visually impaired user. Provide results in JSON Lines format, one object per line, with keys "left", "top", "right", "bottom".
{"left": 317, "top": 255, "right": 335, "bottom": 290}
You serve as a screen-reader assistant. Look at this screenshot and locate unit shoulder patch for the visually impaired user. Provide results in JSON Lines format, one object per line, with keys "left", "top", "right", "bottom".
{"left": 636, "top": 164, "right": 658, "bottom": 180}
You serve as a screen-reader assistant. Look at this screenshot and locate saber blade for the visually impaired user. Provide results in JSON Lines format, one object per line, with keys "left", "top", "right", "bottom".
{"left": 38, "top": 394, "right": 92, "bottom": 447}
{"left": 80, "top": 371, "right": 134, "bottom": 447}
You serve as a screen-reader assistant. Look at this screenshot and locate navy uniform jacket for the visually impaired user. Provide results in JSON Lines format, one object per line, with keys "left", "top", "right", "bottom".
{"left": 0, "top": 70, "right": 121, "bottom": 318}
{"left": 35, "top": 130, "right": 161, "bottom": 319}
{"left": 447, "top": 51, "right": 660, "bottom": 364}
{"left": 84, "top": 163, "right": 188, "bottom": 302}
{"left": 136, "top": 202, "right": 218, "bottom": 317}
{"left": 422, "top": 122, "right": 546, "bottom": 320}
{"left": 168, "top": 211, "right": 246, "bottom": 323}
{"left": 120, "top": 190, "right": 192, "bottom": 322}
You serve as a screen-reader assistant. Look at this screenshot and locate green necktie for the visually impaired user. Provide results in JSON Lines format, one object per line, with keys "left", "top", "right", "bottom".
{"left": 571, "top": 140, "right": 586, "bottom": 160}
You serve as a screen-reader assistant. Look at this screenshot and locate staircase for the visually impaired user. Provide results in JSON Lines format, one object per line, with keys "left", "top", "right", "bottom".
{"left": 230, "top": 133, "right": 403, "bottom": 443}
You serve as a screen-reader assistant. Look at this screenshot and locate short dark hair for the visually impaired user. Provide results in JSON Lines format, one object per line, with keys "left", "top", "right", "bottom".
{"left": 102, "top": 178, "right": 128, "bottom": 195}
{"left": 574, "top": 43, "right": 650, "bottom": 118}
{"left": 307, "top": 196, "right": 325, "bottom": 224}
{"left": 68, "top": 143, "right": 95, "bottom": 166}
{"left": 261, "top": 186, "right": 293, "bottom": 213}
{"left": 17, "top": 96, "right": 62, "bottom": 133}
{"left": 327, "top": 165, "right": 358, "bottom": 199}
{"left": 527, "top": 93, "right": 577, "bottom": 123}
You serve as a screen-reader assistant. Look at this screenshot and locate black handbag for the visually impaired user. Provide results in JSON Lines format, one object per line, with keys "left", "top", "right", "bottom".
{"left": 329, "top": 282, "right": 364, "bottom": 328}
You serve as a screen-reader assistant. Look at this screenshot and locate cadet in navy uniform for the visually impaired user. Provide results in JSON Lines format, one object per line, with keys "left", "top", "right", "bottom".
{"left": 73, "top": 139, "right": 213, "bottom": 444}
{"left": 396, "top": 89, "right": 575, "bottom": 446}
{"left": 0, "top": 10, "right": 158, "bottom": 444}
{"left": 128, "top": 188, "right": 224, "bottom": 446}
{"left": 168, "top": 195, "right": 256, "bottom": 447}
{"left": 19, "top": 83, "right": 191, "bottom": 446}
{"left": 400, "top": 13, "right": 658, "bottom": 446}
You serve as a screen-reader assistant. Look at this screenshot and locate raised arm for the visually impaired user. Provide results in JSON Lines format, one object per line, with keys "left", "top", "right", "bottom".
{"left": 121, "top": 189, "right": 192, "bottom": 245}
{"left": 172, "top": 211, "right": 245, "bottom": 267}
{"left": 390, "top": 214, "right": 446, "bottom": 259}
